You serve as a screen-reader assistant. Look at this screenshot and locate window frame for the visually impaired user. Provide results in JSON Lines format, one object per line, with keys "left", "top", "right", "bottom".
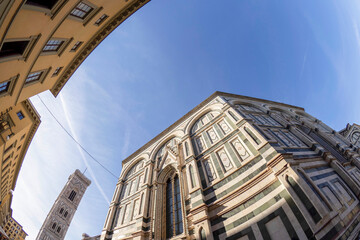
{"left": 41, "top": 38, "right": 72, "bottom": 56}
{"left": 0, "top": 36, "right": 39, "bottom": 63}
{"left": 0, "top": 75, "right": 18, "bottom": 98}
{"left": 24, "top": 68, "right": 51, "bottom": 86}
{"left": 94, "top": 14, "right": 108, "bottom": 26}
{"left": 68, "top": 1, "right": 101, "bottom": 26}
{"left": 52, "top": 66, "right": 63, "bottom": 77}
{"left": 16, "top": 111, "right": 24, "bottom": 120}
{"left": 70, "top": 41, "right": 83, "bottom": 52}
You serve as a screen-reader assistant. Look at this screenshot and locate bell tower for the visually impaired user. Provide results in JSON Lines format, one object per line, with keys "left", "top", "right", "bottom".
{"left": 36, "top": 169, "right": 91, "bottom": 240}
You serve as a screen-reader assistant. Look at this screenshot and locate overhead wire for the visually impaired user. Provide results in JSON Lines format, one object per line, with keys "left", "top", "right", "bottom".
{"left": 37, "top": 95, "right": 118, "bottom": 179}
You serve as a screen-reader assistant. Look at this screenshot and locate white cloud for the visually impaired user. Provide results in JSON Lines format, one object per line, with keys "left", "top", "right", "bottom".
{"left": 59, "top": 93, "right": 110, "bottom": 205}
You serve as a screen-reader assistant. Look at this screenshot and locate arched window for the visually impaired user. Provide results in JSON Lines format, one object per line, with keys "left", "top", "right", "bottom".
{"left": 64, "top": 211, "right": 68, "bottom": 218}
{"left": 200, "top": 227, "right": 206, "bottom": 240}
{"left": 68, "top": 190, "right": 76, "bottom": 201}
{"left": 190, "top": 111, "right": 221, "bottom": 135}
{"left": 51, "top": 222, "right": 56, "bottom": 229}
{"left": 166, "top": 175, "right": 183, "bottom": 238}
{"left": 57, "top": 226, "right": 61, "bottom": 233}
{"left": 59, "top": 208, "right": 64, "bottom": 214}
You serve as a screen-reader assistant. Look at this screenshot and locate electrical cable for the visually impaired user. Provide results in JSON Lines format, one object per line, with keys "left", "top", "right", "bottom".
{"left": 37, "top": 95, "right": 118, "bottom": 179}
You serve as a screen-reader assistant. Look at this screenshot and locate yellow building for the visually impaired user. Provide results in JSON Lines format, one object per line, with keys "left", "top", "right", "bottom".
{"left": 0, "top": 100, "right": 40, "bottom": 228}
{"left": 3, "top": 215, "right": 27, "bottom": 240}
{"left": 0, "top": 0, "right": 149, "bottom": 112}
{"left": 0, "top": 0, "right": 149, "bottom": 232}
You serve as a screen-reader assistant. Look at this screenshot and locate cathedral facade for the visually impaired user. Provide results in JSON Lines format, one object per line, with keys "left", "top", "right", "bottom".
{"left": 100, "top": 92, "right": 360, "bottom": 240}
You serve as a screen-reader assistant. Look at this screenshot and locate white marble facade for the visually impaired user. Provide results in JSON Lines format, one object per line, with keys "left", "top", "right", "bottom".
{"left": 100, "top": 92, "right": 360, "bottom": 240}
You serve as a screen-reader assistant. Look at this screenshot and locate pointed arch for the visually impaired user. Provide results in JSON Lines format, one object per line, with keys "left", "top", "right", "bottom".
{"left": 153, "top": 136, "right": 181, "bottom": 169}
{"left": 189, "top": 110, "right": 222, "bottom": 135}
{"left": 122, "top": 158, "right": 145, "bottom": 181}
{"left": 154, "top": 165, "right": 186, "bottom": 239}
{"left": 184, "top": 104, "right": 223, "bottom": 135}
{"left": 199, "top": 227, "right": 206, "bottom": 240}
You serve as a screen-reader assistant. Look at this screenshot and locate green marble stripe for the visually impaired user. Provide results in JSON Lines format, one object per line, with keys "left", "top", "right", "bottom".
{"left": 257, "top": 207, "right": 299, "bottom": 240}
{"left": 199, "top": 130, "right": 240, "bottom": 157}
{"left": 244, "top": 127, "right": 261, "bottom": 145}
{"left": 210, "top": 180, "right": 281, "bottom": 226}
{"left": 202, "top": 132, "right": 212, "bottom": 149}
{"left": 225, "top": 115, "right": 238, "bottom": 129}
{"left": 190, "top": 156, "right": 266, "bottom": 207}
{"left": 211, "top": 152, "right": 224, "bottom": 179}
{"left": 212, "top": 189, "right": 314, "bottom": 240}
{"left": 203, "top": 155, "right": 264, "bottom": 196}
{"left": 212, "top": 191, "right": 282, "bottom": 237}
{"left": 213, "top": 124, "right": 225, "bottom": 139}
{"left": 196, "top": 160, "right": 207, "bottom": 189}
{"left": 205, "top": 164, "right": 267, "bottom": 205}
{"left": 224, "top": 142, "right": 242, "bottom": 168}
{"left": 238, "top": 132, "right": 258, "bottom": 156}
{"left": 190, "top": 189, "right": 202, "bottom": 198}
{"left": 265, "top": 151, "right": 277, "bottom": 162}
{"left": 236, "top": 119, "right": 248, "bottom": 128}
{"left": 279, "top": 191, "right": 314, "bottom": 239}
{"left": 192, "top": 198, "right": 204, "bottom": 208}
{"left": 259, "top": 143, "right": 271, "bottom": 154}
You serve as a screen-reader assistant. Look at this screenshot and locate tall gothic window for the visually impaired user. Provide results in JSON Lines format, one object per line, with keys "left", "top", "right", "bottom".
{"left": 166, "top": 179, "right": 173, "bottom": 238}
{"left": 200, "top": 227, "right": 206, "bottom": 240}
{"left": 166, "top": 175, "right": 183, "bottom": 238}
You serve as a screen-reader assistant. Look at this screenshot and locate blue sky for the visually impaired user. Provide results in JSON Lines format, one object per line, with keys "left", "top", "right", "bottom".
{"left": 10, "top": 0, "right": 360, "bottom": 239}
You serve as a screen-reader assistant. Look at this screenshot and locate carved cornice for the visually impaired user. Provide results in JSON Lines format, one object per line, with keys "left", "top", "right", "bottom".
{"left": 51, "top": 0, "right": 151, "bottom": 96}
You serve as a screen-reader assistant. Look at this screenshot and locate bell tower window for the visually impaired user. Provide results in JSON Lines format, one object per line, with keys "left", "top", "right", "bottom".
{"left": 68, "top": 190, "right": 76, "bottom": 201}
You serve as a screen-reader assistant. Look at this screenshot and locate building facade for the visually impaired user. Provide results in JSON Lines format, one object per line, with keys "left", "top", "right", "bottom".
{"left": 0, "top": 100, "right": 40, "bottom": 227}
{"left": 0, "top": 0, "right": 149, "bottom": 112}
{"left": 36, "top": 169, "right": 91, "bottom": 240}
{"left": 100, "top": 92, "right": 360, "bottom": 240}
{"left": 3, "top": 215, "right": 27, "bottom": 240}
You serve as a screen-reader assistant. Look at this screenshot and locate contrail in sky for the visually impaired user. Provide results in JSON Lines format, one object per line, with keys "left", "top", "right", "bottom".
{"left": 59, "top": 93, "right": 111, "bottom": 205}
{"left": 299, "top": 41, "right": 309, "bottom": 81}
